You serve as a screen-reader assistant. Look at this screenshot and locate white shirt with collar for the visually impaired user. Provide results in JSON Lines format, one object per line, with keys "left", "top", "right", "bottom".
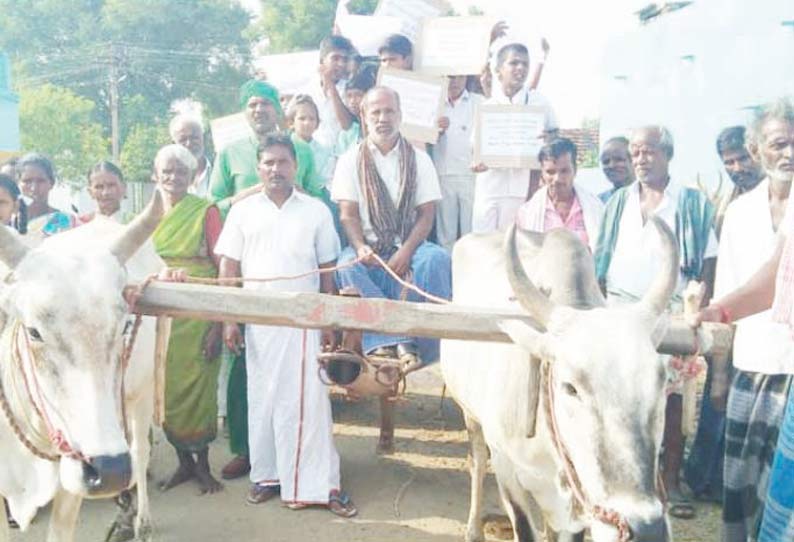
{"left": 716, "top": 178, "right": 794, "bottom": 374}
{"left": 305, "top": 78, "right": 347, "bottom": 150}
{"left": 189, "top": 156, "right": 212, "bottom": 199}
{"left": 606, "top": 181, "right": 718, "bottom": 301}
{"left": 214, "top": 190, "right": 340, "bottom": 294}
{"left": 331, "top": 139, "right": 442, "bottom": 245}
{"left": 434, "top": 90, "right": 482, "bottom": 177}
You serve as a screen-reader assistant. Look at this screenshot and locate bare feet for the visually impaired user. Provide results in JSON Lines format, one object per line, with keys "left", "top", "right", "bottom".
{"left": 195, "top": 447, "right": 223, "bottom": 495}
{"left": 159, "top": 461, "right": 194, "bottom": 491}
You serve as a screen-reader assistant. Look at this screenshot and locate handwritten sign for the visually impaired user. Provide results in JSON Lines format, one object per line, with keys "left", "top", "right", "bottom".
{"left": 377, "top": 68, "right": 447, "bottom": 144}
{"left": 474, "top": 105, "right": 546, "bottom": 169}
{"left": 416, "top": 17, "right": 494, "bottom": 75}
{"left": 210, "top": 113, "right": 252, "bottom": 152}
{"left": 375, "top": 0, "right": 451, "bottom": 43}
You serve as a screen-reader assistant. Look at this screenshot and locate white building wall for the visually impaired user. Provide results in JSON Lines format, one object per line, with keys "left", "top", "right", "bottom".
{"left": 600, "top": 0, "right": 794, "bottom": 191}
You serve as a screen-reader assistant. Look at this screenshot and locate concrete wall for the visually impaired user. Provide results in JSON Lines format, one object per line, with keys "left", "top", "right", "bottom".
{"left": 600, "top": 0, "right": 794, "bottom": 191}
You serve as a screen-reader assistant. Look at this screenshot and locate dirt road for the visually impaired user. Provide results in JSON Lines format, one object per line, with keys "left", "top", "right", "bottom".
{"left": 11, "top": 367, "right": 720, "bottom": 541}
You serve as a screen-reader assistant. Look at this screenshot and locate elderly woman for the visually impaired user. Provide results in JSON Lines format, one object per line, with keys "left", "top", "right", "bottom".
{"left": 153, "top": 144, "right": 224, "bottom": 494}
{"left": 16, "top": 153, "right": 76, "bottom": 237}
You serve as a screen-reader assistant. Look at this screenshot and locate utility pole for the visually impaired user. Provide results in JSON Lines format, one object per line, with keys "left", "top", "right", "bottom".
{"left": 109, "top": 44, "right": 121, "bottom": 162}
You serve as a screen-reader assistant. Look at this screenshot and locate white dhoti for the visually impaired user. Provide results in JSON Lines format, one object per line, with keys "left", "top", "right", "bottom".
{"left": 436, "top": 173, "right": 475, "bottom": 249}
{"left": 471, "top": 195, "right": 525, "bottom": 233}
{"left": 245, "top": 325, "right": 340, "bottom": 505}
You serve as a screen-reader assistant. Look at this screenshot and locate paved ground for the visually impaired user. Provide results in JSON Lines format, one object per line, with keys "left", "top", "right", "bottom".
{"left": 11, "top": 367, "right": 721, "bottom": 541}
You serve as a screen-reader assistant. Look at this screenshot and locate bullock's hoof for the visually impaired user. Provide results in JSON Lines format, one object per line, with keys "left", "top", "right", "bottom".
{"left": 464, "top": 526, "right": 484, "bottom": 542}
{"left": 135, "top": 518, "right": 153, "bottom": 542}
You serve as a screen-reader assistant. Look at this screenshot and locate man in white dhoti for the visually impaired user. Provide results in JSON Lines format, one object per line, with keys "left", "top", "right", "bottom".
{"left": 215, "top": 132, "right": 356, "bottom": 517}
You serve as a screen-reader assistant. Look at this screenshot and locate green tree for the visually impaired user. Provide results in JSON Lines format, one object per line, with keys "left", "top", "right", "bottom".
{"left": 248, "top": 0, "right": 338, "bottom": 53}
{"left": 18, "top": 84, "right": 108, "bottom": 186}
{"left": 120, "top": 123, "right": 169, "bottom": 184}
{"left": 0, "top": 0, "right": 251, "bottom": 155}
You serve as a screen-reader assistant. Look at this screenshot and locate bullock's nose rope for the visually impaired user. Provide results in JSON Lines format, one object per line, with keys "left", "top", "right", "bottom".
{"left": 541, "top": 362, "right": 632, "bottom": 542}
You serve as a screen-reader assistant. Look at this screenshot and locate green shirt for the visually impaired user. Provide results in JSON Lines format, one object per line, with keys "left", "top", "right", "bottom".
{"left": 210, "top": 134, "right": 324, "bottom": 216}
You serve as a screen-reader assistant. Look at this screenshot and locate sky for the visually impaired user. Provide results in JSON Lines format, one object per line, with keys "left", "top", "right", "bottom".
{"left": 242, "top": 0, "right": 645, "bottom": 127}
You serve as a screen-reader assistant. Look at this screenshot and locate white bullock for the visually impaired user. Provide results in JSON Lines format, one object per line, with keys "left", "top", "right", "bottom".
{"left": 442, "top": 220, "right": 677, "bottom": 542}
{"left": 0, "top": 194, "right": 165, "bottom": 542}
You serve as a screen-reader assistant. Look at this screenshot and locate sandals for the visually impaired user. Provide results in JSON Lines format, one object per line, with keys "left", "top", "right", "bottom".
{"left": 328, "top": 490, "right": 358, "bottom": 518}
{"left": 247, "top": 484, "right": 280, "bottom": 505}
{"left": 667, "top": 490, "right": 696, "bottom": 520}
{"left": 283, "top": 490, "right": 358, "bottom": 518}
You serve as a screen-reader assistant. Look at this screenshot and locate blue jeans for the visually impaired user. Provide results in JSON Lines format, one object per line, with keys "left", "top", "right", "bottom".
{"left": 335, "top": 242, "right": 451, "bottom": 363}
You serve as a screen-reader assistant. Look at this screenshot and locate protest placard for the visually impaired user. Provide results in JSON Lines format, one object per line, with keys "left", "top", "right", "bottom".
{"left": 474, "top": 105, "right": 546, "bottom": 169}
{"left": 210, "top": 113, "right": 251, "bottom": 152}
{"left": 415, "top": 17, "right": 494, "bottom": 75}
{"left": 377, "top": 68, "right": 447, "bottom": 144}
{"left": 374, "top": 0, "right": 451, "bottom": 42}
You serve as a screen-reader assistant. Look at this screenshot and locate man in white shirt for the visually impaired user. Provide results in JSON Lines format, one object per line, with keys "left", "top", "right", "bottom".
{"left": 305, "top": 35, "right": 356, "bottom": 149}
{"left": 471, "top": 42, "right": 558, "bottom": 233}
{"left": 332, "top": 86, "right": 450, "bottom": 371}
{"left": 215, "top": 133, "right": 356, "bottom": 517}
{"left": 716, "top": 114, "right": 792, "bottom": 542}
{"left": 593, "top": 125, "right": 718, "bottom": 519}
{"left": 433, "top": 76, "right": 482, "bottom": 249}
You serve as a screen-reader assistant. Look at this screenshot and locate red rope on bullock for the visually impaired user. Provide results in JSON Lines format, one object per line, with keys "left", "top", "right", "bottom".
{"left": 542, "top": 362, "right": 632, "bottom": 542}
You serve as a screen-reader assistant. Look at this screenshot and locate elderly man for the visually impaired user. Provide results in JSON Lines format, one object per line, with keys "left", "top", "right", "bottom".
{"left": 216, "top": 132, "right": 356, "bottom": 516}
{"left": 170, "top": 113, "right": 212, "bottom": 198}
{"left": 697, "top": 99, "right": 794, "bottom": 542}
{"left": 471, "top": 42, "right": 558, "bottom": 233}
{"left": 333, "top": 86, "right": 451, "bottom": 451}
{"left": 304, "top": 35, "right": 356, "bottom": 149}
{"left": 594, "top": 125, "right": 718, "bottom": 519}
{"left": 209, "top": 80, "right": 323, "bottom": 481}
{"left": 598, "top": 136, "right": 634, "bottom": 203}
{"left": 516, "top": 138, "right": 604, "bottom": 252}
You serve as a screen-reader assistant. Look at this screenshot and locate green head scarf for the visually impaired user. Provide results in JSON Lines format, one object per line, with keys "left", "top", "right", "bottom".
{"left": 238, "top": 80, "right": 283, "bottom": 117}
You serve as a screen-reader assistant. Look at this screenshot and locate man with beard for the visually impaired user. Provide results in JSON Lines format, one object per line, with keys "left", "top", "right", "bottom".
{"left": 471, "top": 42, "right": 558, "bottom": 233}
{"left": 696, "top": 99, "right": 794, "bottom": 542}
{"left": 170, "top": 113, "right": 212, "bottom": 198}
{"left": 216, "top": 133, "right": 356, "bottom": 516}
{"left": 594, "top": 125, "right": 718, "bottom": 519}
{"left": 598, "top": 136, "right": 634, "bottom": 203}
{"left": 209, "top": 80, "right": 324, "bottom": 481}
{"left": 332, "top": 87, "right": 451, "bottom": 453}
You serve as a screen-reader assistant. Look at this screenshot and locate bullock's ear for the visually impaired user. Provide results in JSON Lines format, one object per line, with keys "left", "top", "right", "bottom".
{"left": 498, "top": 319, "right": 555, "bottom": 361}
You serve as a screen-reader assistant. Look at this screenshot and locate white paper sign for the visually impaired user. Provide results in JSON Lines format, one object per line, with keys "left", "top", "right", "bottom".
{"left": 335, "top": 14, "right": 405, "bottom": 57}
{"left": 475, "top": 105, "right": 546, "bottom": 168}
{"left": 375, "top": 0, "right": 450, "bottom": 43}
{"left": 210, "top": 113, "right": 252, "bottom": 152}
{"left": 378, "top": 68, "right": 447, "bottom": 144}
{"left": 416, "top": 17, "right": 494, "bottom": 76}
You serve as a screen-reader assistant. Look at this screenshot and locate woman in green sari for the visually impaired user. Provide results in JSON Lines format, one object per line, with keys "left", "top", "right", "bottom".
{"left": 153, "top": 144, "right": 224, "bottom": 494}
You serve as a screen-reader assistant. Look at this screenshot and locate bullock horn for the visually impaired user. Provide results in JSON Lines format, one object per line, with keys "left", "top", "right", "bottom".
{"left": 109, "top": 188, "right": 164, "bottom": 265}
{"left": 0, "top": 224, "right": 29, "bottom": 269}
{"left": 639, "top": 216, "right": 680, "bottom": 316}
{"left": 504, "top": 224, "right": 556, "bottom": 329}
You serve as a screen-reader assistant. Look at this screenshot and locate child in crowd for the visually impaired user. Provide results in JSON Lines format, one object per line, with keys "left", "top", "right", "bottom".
{"left": 0, "top": 173, "right": 27, "bottom": 234}
{"left": 335, "top": 64, "right": 377, "bottom": 156}
{"left": 286, "top": 95, "right": 336, "bottom": 188}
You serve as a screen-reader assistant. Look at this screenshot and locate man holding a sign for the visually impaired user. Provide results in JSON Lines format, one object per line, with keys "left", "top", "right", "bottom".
{"left": 471, "top": 42, "right": 558, "bottom": 233}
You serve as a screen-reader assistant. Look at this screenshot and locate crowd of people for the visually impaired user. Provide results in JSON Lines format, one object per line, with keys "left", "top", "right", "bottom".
{"left": 2, "top": 26, "right": 794, "bottom": 541}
